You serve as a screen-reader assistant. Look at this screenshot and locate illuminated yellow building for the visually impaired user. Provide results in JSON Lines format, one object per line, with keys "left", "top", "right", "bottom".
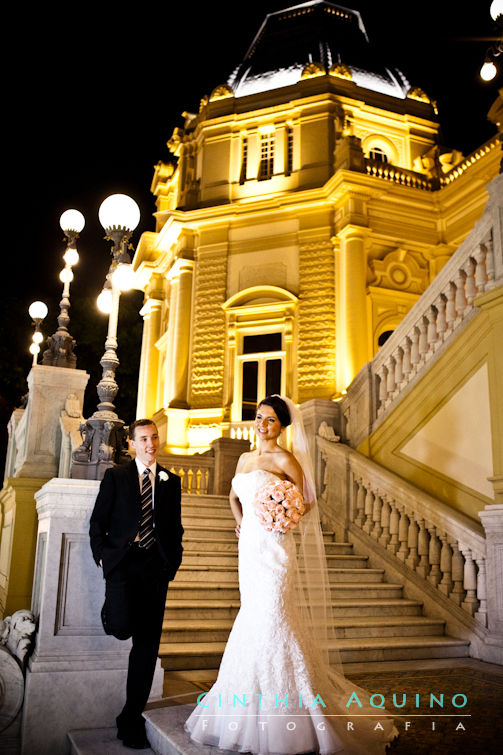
{"left": 133, "top": 1, "right": 500, "bottom": 454}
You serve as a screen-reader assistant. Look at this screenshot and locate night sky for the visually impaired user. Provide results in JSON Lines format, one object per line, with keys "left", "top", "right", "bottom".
{"left": 3, "top": 0, "right": 501, "bottom": 403}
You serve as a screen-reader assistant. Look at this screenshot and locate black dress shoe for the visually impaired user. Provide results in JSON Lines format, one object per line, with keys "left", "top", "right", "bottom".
{"left": 121, "top": 732, "right": 151, "bottom": 750}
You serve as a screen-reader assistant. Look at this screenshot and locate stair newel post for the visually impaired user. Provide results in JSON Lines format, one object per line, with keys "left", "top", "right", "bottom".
{"left": 445, "top": 282, "right": 457, "bottom": 328}
{"left": 363, "top": 485, "right": 374, "bottom": 535}
{"left": 416, "top": 519, "right": 430, "bottom": 578}
{"left": 397, "top": 506, "right": 410, "bottom": 562}
{"left": 460, "top": 547, "right": 480, "bottom": 617}
{"left": 464, "top": 257, "right": 477, "bottom": 303}
{"left": 438, "top": 534, "right": 453, "bottom": 596}
{"left": 449, "top": 540, "right": 466, "bottom": 605}
{"left": 355, "top": 478, "right": 365, "bottom": 529}
{"left": 473, "top": 557, "right": 488, "bottom": 627}
{"left": 436, "top": 294, "right": 447, "bottom": 339}
{"left": 371, "top": 492, "right": 383, "bottom": 541}
{"left": 405, "top": 514, "right": 420, "bottom": 570}
{"left": 427, "top": 526, "right": 442, "bottom": 586}
{"left": 388, "top": 500, "right": 400, "bottom": 555}
{"left": 474, "top": 243, "right": 489, "bottom": 293}
{"left": 379, "top": 496, "right": 391, "bottom": 547}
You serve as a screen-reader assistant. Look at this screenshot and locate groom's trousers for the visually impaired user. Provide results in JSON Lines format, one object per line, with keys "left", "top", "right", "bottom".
{"left": 102, "top": 542, "right": 169, "bottom": 726}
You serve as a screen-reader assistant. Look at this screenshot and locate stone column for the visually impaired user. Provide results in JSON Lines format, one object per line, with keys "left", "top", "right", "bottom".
{"left": 14, "top": 365, "right": 89, "bottom": 479}
{"left": 478, "top": 504, "right": 503, "bottom": 663}
{"left": 21, "top": 478, "right": 163, "bottom": 755}
{"left": 210, "top": 437, "right": 250, "bottom": 496}
{"left": 168, "top": 259, "right": 194, "bottom": 409}
{"left": 335, "top": 226, "right": 370, "bottom": 392}
{"left": 137, "top": 294, "right": 163, "bottom": 419}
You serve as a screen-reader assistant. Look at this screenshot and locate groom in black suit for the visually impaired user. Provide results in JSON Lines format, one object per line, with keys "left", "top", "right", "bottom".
{"left": 90, "top": 419, "right": 183, "bottom": 749}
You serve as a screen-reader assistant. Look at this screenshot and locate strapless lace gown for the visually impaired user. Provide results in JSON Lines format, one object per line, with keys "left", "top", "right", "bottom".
{"left": 185, "top": 470, "right": 398, "bottom": 754}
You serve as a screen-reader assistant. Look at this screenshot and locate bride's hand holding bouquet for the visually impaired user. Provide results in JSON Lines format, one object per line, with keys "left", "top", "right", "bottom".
{"left": 253, "top": 479, "right": 305, "bottom": 533}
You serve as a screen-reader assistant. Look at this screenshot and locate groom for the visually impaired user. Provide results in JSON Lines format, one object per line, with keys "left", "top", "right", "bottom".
{"left": 90, "top": 419, "right": 183, "bottom": 749}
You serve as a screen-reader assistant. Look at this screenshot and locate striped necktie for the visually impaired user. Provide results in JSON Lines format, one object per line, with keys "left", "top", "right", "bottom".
{"left": 139, "top": 467, "right": 155, "bottom": 549}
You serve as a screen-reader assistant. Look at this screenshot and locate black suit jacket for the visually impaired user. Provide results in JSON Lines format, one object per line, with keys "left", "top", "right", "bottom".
{"left": 89, "top": 460, "right": 183, "bottom": 580}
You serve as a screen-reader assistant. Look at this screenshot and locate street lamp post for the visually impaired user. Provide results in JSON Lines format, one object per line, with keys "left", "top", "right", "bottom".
{"left": 42, "top": 209, "right": 84, "bottom": 367}
{"left": 71, "top": 194, "right": 140, "bottom": 480}
{"left": 28, "top": 301, "right": 48, "bottom": 365}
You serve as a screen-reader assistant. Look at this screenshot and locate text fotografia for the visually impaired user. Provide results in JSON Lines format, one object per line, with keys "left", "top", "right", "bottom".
{"left": 196, "top": 692, "right": 468, "bottom": 710}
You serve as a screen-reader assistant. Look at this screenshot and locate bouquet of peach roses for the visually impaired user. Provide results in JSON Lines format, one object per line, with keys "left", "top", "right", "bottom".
{"left": 253, "top": 479, "right": 305, "bottom": 533}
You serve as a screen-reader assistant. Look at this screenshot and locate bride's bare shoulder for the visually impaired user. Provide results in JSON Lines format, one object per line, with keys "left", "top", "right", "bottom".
{"left": 235, "top": 451, "right": 254, "bottom": 473}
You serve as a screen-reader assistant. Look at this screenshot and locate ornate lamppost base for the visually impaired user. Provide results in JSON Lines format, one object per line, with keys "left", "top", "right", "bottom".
{"left": 71, "top": 416, "right": 131, "bottom": 481}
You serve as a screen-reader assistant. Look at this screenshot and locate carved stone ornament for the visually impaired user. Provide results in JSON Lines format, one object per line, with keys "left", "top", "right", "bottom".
{"left": 301, "top": 62, "right": 326, "bottom": 79}
{"left": 0, "top": 609, "right": 36, "bottom": 665}
{"left": 329, "top": 63, "right": 352, "bottom": 80}
{"left": 318, "top": 421, "right": 340, "bottom": 442}
{"left": 209, "top": 84, "right": 234, "bottom": 102}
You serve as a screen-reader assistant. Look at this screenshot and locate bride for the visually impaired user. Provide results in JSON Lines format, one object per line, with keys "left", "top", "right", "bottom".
{"left": 185, "top": 395, "right": 398, "bottom": 754}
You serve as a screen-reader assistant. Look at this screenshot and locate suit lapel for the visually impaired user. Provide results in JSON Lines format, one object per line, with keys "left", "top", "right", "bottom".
{"left": 127, "top": 460, "right": 141, "bottom": 506}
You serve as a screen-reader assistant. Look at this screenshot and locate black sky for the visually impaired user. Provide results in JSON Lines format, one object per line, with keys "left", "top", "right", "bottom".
{"left": 4, "top": 0, "right": 501, "bottom": 359}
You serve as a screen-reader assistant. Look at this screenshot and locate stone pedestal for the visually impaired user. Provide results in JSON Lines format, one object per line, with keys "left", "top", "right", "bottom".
{"left": 479, "top": 503, "right": 503, "bottom": 662}
{"left": 21, "top": 479, "right": 163, "bottom": 755}
{"left": 210, "top": 437, "right": 250, "bottom": 495}
{"left": 14, "top": 366, "right": 89, "bottom": 479}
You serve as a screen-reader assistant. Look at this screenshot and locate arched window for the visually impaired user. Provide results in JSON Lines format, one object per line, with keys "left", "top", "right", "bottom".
{"left": 378, "top": 329, "right": 394, "bottom": 346}
{"left": 369, "top": 146, "right": 388, "bottom": 163}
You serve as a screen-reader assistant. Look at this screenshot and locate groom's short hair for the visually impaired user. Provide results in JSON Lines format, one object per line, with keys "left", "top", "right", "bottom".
{"left": 129, "top": 419, "right": 157, "bottom": 440}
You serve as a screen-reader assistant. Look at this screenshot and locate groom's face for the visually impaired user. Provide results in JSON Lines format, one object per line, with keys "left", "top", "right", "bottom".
{"left": 130, "top": 423, "right": 159, "bottom": 467}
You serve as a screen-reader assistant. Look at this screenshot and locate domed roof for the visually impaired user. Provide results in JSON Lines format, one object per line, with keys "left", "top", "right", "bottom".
{"left": 228, "top": 1, "right": 410, "bottom": 99}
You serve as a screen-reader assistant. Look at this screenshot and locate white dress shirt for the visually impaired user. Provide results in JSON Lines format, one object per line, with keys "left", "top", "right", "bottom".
{"left": 134, "top": 459, "right": 156, "bottom": 540}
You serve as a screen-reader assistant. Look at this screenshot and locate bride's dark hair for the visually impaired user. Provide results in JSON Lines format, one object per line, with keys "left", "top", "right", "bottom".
{"left": 257, "top": 395, "right": 291, "bottom": 427}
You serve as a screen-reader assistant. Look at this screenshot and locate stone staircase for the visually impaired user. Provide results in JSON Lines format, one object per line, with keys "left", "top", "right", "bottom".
{"left": 158, "top": 493, "right": 469, "bottom": 674}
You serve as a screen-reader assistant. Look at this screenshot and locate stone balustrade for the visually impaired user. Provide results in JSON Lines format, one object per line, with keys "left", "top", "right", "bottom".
{"left": 317, "top": 436, "right": 492, "bottom": 633}
{"left": 365, "top": 160, "right": 436, "bottom": 190}
{"left": 158, "top": 453, "right": 214, "bottom": 495}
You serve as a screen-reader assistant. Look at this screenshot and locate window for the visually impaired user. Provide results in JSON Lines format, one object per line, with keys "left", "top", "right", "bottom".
{"left": 239, "top": 333, "right": 284, "bottom": 420}
{"left": 239, "top": 136, "right": 248, "bottom": 184}
{"left": 258, "top": 134, "right": 274, "bottom": 180}
{"left": 369, "top": 147, "right": 388, "bottom": 163}
{"left": 378, "top": 330, "right": 394, "bottom": 346}
{"left": 285, "top": 126, "right": 293, "bottom": 176}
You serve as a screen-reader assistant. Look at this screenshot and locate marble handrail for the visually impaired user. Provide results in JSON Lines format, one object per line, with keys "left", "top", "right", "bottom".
{"left": 157, "top": 453, "right": 214, "bottom": 495}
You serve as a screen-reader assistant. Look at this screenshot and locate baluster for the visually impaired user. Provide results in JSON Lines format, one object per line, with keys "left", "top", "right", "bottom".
{"left": 485, "top": 238, "right": 495, "bottom": 286}
{"left": 378, "top": 365, "right": 388, "bottom": 408}
{"left": 445, "top": 282, "right": 456, "bottom": 327}
{"left": 410, "top": 327, "right": 420, "bottom": 366}
{"left": 388, "top": 501, "right": 400, "bottom": 555}
{"left": 394, "top": 347, "right": 404, "bottom": 385}
{"left": 355, "top": 480, "right": 365, "bottom": 528}
{"left": 406, "top": 515, "right": 420, "bottom": 570}
{"left": 460, "top": 548, "right": 479, "bottom": 616}
{"left": 438, "top": 535, "right": 453, "bottom": 596}
{"left": 179, "top": 468, "right": 187, "bottom": 492}
{"left": 363, "top": 486, "right": 374, "bottom": 534}
{"left": 379, "top": 497, "right": 391, "bottom": 547}
{"left": 386, "top": 357, "right": 396, "bottom": 395}
{"left": 187, "top": 468, "right": 194, "bottom": 494}
{"left": 450, "top": 541, "right": 465, "bottom": 605}
{"left": 474, "top": 243, "right": 488, "bottom": 293}
{"left": 371, "top": 493, "right": 383, "bottom": 540}
{"left": 397, "top": 506, "right": 410, "bottom": 562}
{"left": 195, "top": 468, "right": 202, "bottom": 494}
{"left": 464, "top": 257, "right": 476, "bottom": 303}
{"left": 436, "top": 295, "right": 447, "bottom": 339}
{"left": 474, "top": 558, "right": 487, "bottom": 626}
{"left": 416, "top": 519, "right": 430, "bottom": 578}
{"left": 454, "top": 269, "right": 467, "bottom": 316}
{"left": 426, "top": 305, "right": 438, "bottom": 348}
{"left": 418, "top": 317, "right": 428, "bottom": 360}
{"left": 428, "top": 526, "right": 442, "bottom": 586}
{"left": 402, "top": 337, "right": 412, "bottom": 376}
{"left": 203, "top": 468, "right": 209, "bottom": 494}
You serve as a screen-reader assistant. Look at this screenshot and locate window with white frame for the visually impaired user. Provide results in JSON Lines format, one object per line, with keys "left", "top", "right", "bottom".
{"left": 258, "top": 133, "right": 275, "bottom": 180}
{"left": 239, "top": 332, "right": 284, "bottom": 420}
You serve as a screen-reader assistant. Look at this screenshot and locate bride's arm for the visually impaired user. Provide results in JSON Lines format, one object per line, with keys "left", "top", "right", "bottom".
{"left": 282, "top": 453, "right": 313, "bottom": 513}
{"left": 229, "top": 452, "right": 247, "bottom": 537}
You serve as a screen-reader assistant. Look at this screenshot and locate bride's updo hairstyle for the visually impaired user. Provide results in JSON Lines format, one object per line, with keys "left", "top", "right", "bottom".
{"left": 257, "top": 395, "right": 292, "bottom": 428}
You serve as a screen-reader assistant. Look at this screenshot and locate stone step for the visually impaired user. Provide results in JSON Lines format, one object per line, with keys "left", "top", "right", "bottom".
{"left": 183, "top": 538, "right": 238, "bottom": 553}
{"left": 161, "top": 615, "right": 445, "bottom": 644}
{"left": 180, "top": 553, "right": 368, "bottom": 571}
{"left": 173, "top": 566, "right": 384, "bottom": 584}
{"left": 164, "top": 599, "right": 240, "bottom": 620}
{"left": 182, "top": 523, "right": 338, "bottom": 543}
{"left": 166, "top": 581, "right": 402, "bottom": 601}
{"left": 158, "top": 635, "right": 469, "bottom": 670}
{"left": 167, "top": 583, "right": 240, "bottom": 600}
{"left": 330, "top": 598, "right": 423, "bottom": 617}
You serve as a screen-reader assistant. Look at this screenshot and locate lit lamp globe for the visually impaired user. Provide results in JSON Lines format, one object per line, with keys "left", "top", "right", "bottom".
{"left": 63, "top": 247, "right": 80, "bottom": 266}
{"left": 29, "top": 301, "right": 48, "bottom": 321}
{"left": 97, "top": 288, "right": 113, "bottom": 314}
{"left": 60, "top": 209, "right": 85, "bottom": 234}
{"left": 112, "top": 263, "right": 136, "bottom": 291}
{"left": 480, "top": 60, "right": 497, "bottom": 81}
{"left": 32, "top": 331, "right": 44, "bottom": 344}
{"left": 59, "top": 267, "right": 74, "bottom": 284}
{"left": 29, "top": 343, "right": 40, "bottom": 356}
{"left": 490, "top": 0, "right": 503, "bottom": 21}
{"left": 98, "top": 194, "right": 140, "bottom": 232}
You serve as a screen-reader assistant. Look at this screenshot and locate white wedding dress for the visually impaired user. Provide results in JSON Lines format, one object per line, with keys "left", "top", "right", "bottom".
{"left": 185, "top": 470, "right": 398, "bottom": 754}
